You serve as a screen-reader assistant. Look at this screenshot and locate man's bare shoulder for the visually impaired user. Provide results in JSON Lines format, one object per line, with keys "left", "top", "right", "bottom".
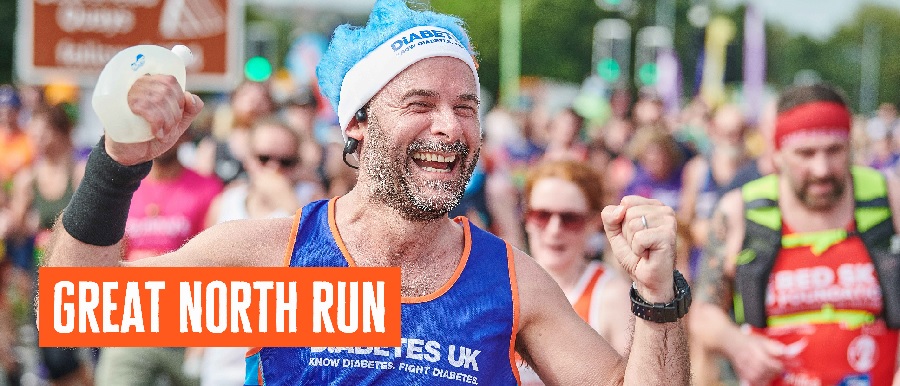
{"left": 717, "top": 188, "right": 745, "bottom": 220}
{"left": 127, "top": 216, "right": 296, "bottom": 268}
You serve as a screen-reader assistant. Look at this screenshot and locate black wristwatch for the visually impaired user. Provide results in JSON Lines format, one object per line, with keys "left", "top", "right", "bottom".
{"left": 630, "top": 270, "right": 692, "bottom": 323}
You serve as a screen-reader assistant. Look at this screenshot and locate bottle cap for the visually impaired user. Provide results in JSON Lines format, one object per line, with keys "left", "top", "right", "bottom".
{"left": 171, "top": 45, "right": 194, "bottom": 67}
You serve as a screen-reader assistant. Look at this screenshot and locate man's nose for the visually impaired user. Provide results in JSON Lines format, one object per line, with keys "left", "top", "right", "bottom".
{"left": 809, "top": 153, "right": 830, "bottom": 177}
{"left": 430, "top": 106, "right": 465, "bottom": 143}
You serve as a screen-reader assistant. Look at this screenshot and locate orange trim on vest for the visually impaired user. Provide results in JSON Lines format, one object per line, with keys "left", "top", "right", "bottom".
{"left": 506, "top": 242, "right": 522, "bottom": 385}
{"left": 327, "top": 197, "right": 355, "bottom": 267}
{"left": 283, "top": 208, "right": 303, "bottom": 267}
{"left": 326, "top": 197, "right": 473, "bottom": 304}
{"left": 258, "top": 365, "right": 263, "bottom": 386}
{"left": 403, "top": 217, "right": 471, "bottom": 304}
{"left": 245, "top": 346, "right": 261, "bottom": 358}
{"left": 571, "top": 264, "right": 606, "bottom": 322}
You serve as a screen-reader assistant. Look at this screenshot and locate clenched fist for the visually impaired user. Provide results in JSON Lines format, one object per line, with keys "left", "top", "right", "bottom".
{"left": 105, "top": 75, "right": 204, "bottom": 166}
{"left": 601, "top": 195, "right": 678, "bottom": 303}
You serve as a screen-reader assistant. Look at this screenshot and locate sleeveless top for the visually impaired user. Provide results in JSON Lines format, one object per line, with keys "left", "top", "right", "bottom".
{"left": 246, "top": 198, "right": 521, "bottom": 385}
{"left": 694, "top": 160, "right": 723, "bottom": 220}
{"left": 517, "top": 261, "right": 616, "bottom": 385}
{"left": 749, "top": 221, "right": 899, "bottom": 386}
{"left": 217, "top": 182, "right": 322, "bottom": 223}
{"left": 32, "top": 166, "right": 75, "bottom": 231}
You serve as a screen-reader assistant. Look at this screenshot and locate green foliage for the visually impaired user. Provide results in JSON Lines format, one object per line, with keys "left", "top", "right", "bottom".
{"left": 430, "top": 0, "right": 503, "bottom": 94}
{"left": 826, "top": 4, "right": 900, "bottom": 111}
{"left": 3, "top": 0, "right": 897, "bottom": 111}
{"left": 431, "top": 0, "right": 900, "bottom": 112}
{"left": 0, "top": 0, "right": 16, "bottom": 84}
{"left": 431, "top": 0, "right": 607, "bottom": 98}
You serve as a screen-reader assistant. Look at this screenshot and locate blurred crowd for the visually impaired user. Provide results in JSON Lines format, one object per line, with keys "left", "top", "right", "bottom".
{"left": 0, "top": 76, "right": 897, "bottom": 385}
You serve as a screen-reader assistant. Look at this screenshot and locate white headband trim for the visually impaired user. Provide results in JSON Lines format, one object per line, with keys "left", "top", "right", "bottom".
{"left": 338, "top": 26, "right": 480, "bottom": 135}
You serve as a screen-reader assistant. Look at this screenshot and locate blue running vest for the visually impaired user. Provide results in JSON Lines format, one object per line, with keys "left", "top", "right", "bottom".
{"left": 246, "top": 198, "right": 522, "bottom": 385}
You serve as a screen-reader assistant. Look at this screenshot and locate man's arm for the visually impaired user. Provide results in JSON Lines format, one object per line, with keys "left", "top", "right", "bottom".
{"left": 882, "top": 173, "right": 900, "bottom": 386}
{"left": 602, "top": 197, "right": 689, "bottom": 385}
{"left": 518, "top": 196, "right": 690, "bottom": 385}
{"left": 42, "top": 75, "right": 286, "bottom": 270}
{"left": 46, "top": 216, "right": 291, "bottom": 268}
{"left": 689, "top": 190, "right": 784, "bottom": 385}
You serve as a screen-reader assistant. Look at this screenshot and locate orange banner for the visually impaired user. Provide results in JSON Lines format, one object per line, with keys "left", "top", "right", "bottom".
{"left": 38, "top": 267, "right": 401, "bottom": 348}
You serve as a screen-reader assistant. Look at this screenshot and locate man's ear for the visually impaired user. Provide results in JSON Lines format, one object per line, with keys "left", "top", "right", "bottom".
{"left": 772, "top": 151, "right": 784, "bottom": 172}
{"left": 345, "top": 109, "right": 368, "bottom": 144}
{"left": 345, "top": 119, "right": 364, "bottom": 144}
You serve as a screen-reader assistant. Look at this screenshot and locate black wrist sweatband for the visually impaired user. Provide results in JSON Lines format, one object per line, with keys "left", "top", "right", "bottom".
{"left": 62, "top": 137, "right": 152, "bottom": 246}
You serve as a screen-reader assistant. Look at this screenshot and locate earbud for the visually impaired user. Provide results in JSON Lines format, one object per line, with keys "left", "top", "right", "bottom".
{"left": 342, "top": 137, "right": 360, "bottom": 169}
{"left": 343, "top": 107, "right": 367, "bottom": 169}
{"left": 355, "top": 108, "right": 368, "bottom": 123}
{"left": 343, "top": 137, "right": 359, "bottom": 154}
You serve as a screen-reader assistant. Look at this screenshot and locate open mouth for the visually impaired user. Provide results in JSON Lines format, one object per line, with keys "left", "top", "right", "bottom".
{"left": 411, "top": 151, "right": 458, "bottom": 173}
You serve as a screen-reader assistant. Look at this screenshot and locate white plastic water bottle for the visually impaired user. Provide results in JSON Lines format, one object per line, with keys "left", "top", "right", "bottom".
{"left": 92, "top": 45, "right": 194, "bottom": 143}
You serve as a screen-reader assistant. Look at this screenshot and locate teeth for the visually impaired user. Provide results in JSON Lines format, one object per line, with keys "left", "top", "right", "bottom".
{"left": 413, "top": 152, "right": 456, "bottom": 164}
{"left": 422, "top": 166, "right": 451, "bottom": 173}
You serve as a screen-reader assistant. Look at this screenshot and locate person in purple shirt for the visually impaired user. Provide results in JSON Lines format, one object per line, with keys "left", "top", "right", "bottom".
{"left": 624, "top": 126, "right": 686, "bottom": 210}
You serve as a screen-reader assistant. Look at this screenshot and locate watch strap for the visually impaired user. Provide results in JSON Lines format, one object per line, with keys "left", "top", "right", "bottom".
{"left": 630, "top": 270, "right": 692, "bottom": 323}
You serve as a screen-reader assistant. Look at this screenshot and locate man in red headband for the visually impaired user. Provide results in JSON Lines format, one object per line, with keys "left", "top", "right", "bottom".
{"left": 691, "top": 83, "right": 900, "bottom": 385}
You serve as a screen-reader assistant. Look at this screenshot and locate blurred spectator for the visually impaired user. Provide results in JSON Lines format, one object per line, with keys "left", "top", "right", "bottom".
{"left": 455, "top": 108, "right": 527, "bottom": 249}
{"left": 678, "top": 104, "right": 750, "bottom": 279}
{"left": 598, "top": 88, "right": 636, "bottom": 155}
{"left": 542, "top": 107, "right": 588, "bottom": 161}
{"left": 0, "top": 84, "right": 33, "bottom": 386}
{"left": 194, "top": 81, "right": 275, "bottom": 185}
{"left": 623, "top": 126, "right": 685, "bottom": 210}
{"left": 280, "top": 87, "right": 324, "bottom": 172}
{"left": 278, "top": 88, "right": 330, "bottom": 200}
{"left": 321, "top": 130, "right": 358, "bottom": 197}
{"left": 5, "top": 104, "right": 90, "bottom": 385}
{"left": 95, "top": 132, "right": 223, "bottom": 386}
{"left": 866, "top": 103, "right": 899, "bottom": 173}
{"left": 0, "top": 85, "right": 34, "bottom": 185}
{"left": 206, "top": 117, "right": 322, "bottom": 226}
{"left": 123, "top": 133, "right": 224, "bottom": 261}
{"left": 192, "top": 118, "right": 320, "bottom": 386}
{"left": 15, "top": 85, "right": 45, "bottom": 128}
{"left": 483, "top": 107, "right": 544, "bottom": 191}
{"left": 632, "top": 90, "right": 665, "bottom": 129}
{"left": 721, "top": 99, "right": 779, "bottom": 193}
{"left": 868, "top": 102, "right": 898, "bottom": 144}
{"left": 9, "top": 104, "right": 84, "bottom": 262}
{"left": 517, "top": 159, "right": 632, "bottom": 385}
{"left": 673, "top": 97, "right": 712, "bottom": 156}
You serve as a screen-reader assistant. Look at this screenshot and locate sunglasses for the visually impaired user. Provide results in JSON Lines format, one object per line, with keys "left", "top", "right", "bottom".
{"left": 256, "top": 154, "right": 299, "bottom": 168}
{"left": 524, "top": 209, "right": 590, "bottom": 231}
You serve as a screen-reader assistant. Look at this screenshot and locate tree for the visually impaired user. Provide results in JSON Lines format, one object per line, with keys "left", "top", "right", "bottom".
{"left": 0, "top": 0, "right": 16, "bottom": 84}
{"left": 430, "top": 0, "right": 606, "bottom": 100}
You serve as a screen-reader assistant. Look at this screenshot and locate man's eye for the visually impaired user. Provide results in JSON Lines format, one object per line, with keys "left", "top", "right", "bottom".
{"left": 455, "top": 105, "right": 477, "bottom": 114}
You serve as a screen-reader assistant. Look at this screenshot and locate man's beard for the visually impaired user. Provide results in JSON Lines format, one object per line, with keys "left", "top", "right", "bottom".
{"left": 794, "top": 175, "right": 846, "bottom": 210}
{"left": 360, "top": 119, "right": 479, "bottom": 221}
